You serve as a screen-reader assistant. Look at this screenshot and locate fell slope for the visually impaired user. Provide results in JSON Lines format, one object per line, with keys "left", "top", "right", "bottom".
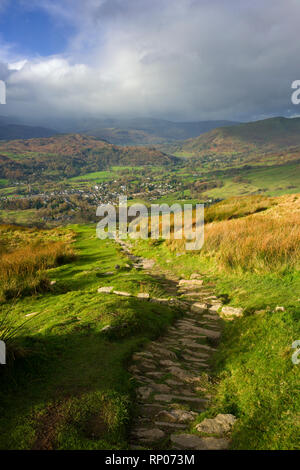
{"left": 0, "top": 134, "right": 178, "bottom": 182}
{"left": 169, "top": 117, "right": 300, "bottom": 165}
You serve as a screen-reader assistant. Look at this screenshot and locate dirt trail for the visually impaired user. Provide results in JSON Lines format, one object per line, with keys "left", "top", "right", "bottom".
{"left": 116, "top": 238, "right": 231, "bottom": 450}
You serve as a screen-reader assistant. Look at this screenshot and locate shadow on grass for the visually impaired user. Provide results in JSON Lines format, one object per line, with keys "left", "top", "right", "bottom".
{"left": 0, "top": 296, "right": 182, "bottom": 450}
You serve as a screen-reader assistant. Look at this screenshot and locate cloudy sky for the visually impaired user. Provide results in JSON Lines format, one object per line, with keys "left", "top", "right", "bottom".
{"left": 0, "top": 0, "right": 300, "bottom": 124}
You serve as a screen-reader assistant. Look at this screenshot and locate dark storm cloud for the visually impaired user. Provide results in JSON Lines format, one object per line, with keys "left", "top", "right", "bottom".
{"left": 1, "top": 0, "right": 300, "bottom": 122}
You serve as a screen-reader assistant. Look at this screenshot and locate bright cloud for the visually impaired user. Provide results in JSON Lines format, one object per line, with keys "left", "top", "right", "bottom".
{"left": 1, "top": 0, "right": 300, "bottom": 122}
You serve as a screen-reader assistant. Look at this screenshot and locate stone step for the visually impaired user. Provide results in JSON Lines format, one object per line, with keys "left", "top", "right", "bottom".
{"left": 178, "top": 340, "right": 214, "bottom": 351}
{"left": 181, "top": 354, "right": 209, "bottom": 366}
{"left": 131, "top": 428, "right": 165, "bottom": 443}
{"left": 155, "top": 421, "right": 186, "bottom": 430}
{"left": 138, "top": 404, "right": 164, "bottom": 418}
{"left": 155, "top": 409, "right": 197, "bottom": 424}
{"left": 183, "top": 348, "right": 210, "bottom": 359}
{"left": 153, "top": 394, "right": 208, "bottom": 406}
{"left": 170, "top": 434, "right": 230, "bottom": 450}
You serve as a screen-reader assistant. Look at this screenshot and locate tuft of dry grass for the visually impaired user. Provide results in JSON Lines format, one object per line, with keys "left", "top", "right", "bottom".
{"left": 166, "top": 194, "right": 300, "bottom": 272}
{"left": 205, "top": 195, "right": 277, "bottom": 223}
{"left": 0, "top": 225, "right": 76, "bottom": 301}
{"left": 203, "top": 211, "right": 300, "bottom": 271}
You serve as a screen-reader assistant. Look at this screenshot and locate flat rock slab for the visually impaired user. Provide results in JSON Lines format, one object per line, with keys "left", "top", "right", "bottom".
{"left": 178, "top": 324, "right": 221, "bottom": 339}
{"left": 142, "top": 259, "right": 155, "bottom": 269}
{"left": 160, "top": 359, "right": 180, "bottom": 367}
{"left": 178, "top": 286, "right": 204, "bottom": 292}
{"left": 137, "top": 293, "right": 150, "bottom": 299}
{"left": 147, "top": 346, "right": 177, "bottom": 360}
{"left": 150, "top": 383, "right": 171, "bottom": 393}
{"left": 221, "top": 306, "right": 243, "bottom": 318}
{"left": 155, "top": 421, "right": 186, "bottom": 430}
{"left": 133, "top": 428, "right": 165, "bottom": 443}
{"left": 181, "top": 292, "right": 203, "bottom": 298}
{"left": 167, "top": 366, "right": 202, "bottom": 383}
{"left": 195, "top": 414, "right": 237, "bottom": 435}
{"left": 154, "top": 394, "right": 207, "bottom": 405}
{"left": 178, "top": 279, "right": 204, "bottom": 286}
{"left": 179, "top": 340, "right": 212, "bottom": 351}
{"left": 165, "top": 379, "right": 184, "bottom": 386}
{"left": 170, "top": 434, "right": 230, "bottom": 450}
{"left": 208, "top": 304, "right": 223, "bottom": 313}
{"left": 98, "top": 286, "right": 113, "bottom": 293}
{"left": 113, "top": 290, "right": 132, "bottom": 296}
{"left": 190, "top": 273, "right": 202, "bottom": 280}
{"left": 138, "top": 404, "right": 164, "bottom": 418}
{"left": 150, "top": 298, "right": 170, "bottom": 304}
{"left": 146, "top": 371, "right": 164, "bottom": 378}
{"left": 25, "top": 312, "right": 38, "bottom": 317}
{"left": 101, "top": 325, "right": 112, "bottom": 333}
{"left": 132, "top": 352, "right": 154, "bottom": 360}
{"left": 203, "top": 313, "right": 220, "bottom": 320}
{"left": 193, "top": 326, "right": 221, "bottom": 339}
{"left": 156, "top": 409, "right": 197, "bottom": 424}
{"left": 137, "top": 386, "right": 153, "bottom": 400}
{"left": 191, "top": 303, "right": 208, "bottom": 313}
{"left": 135, "top": 359, "right": 158, "bottom": 371}
{"left": 184, "top": 349, "right": 209, "bottom": 359}
{"left": 182, "top": 354, "right": 209, "bottom": 365}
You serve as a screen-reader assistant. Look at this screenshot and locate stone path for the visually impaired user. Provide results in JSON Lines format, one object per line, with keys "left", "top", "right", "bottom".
{"left": 115, "top": 238, "right": 232, "bottom": 450}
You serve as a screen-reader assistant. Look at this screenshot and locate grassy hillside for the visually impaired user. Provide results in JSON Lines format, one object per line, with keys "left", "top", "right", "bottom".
{"left": 167, "top": 117, "right": 300, "bottom": 167}
{"left": 198, "top": 161, "right": 300, "bottom": 199}
{"left": 0, "top": 134, "right": 178, "bottom": 182}
{"left": 0, "top": 224, "right": 181, "bottom": 450}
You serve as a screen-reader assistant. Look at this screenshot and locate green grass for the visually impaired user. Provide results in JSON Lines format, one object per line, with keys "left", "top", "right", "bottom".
{"left": 69, "top": 170, "right": 113, "bottom": 182}
{"left": 0, "top": 225, "right": 181, "bottom": 450}
{"left": 212, "top": 307, "right": 300, "bottom": 449}
{"left": 203, "top": 162, "right": 300, "bottom": 199}
{"left": 0, "top": 209, "right": 39, "bottom": 225}
{"left": 68, "top": 166, "right": 161, "bottom": 183}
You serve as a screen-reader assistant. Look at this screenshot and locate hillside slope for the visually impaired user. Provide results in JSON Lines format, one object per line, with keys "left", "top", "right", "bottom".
{"left": 0, "top": 134, "right": 178, "bottom": 182}
{"left": 168, "top": 117, "right": 300, "bottom": 165}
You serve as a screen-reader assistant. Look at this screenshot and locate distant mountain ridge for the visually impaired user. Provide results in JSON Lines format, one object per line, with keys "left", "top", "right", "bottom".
{"left": 0, "top": 120, "right": 59, "bottom": 141}
{"left": 79, "top": 118, "right": 240, "bottom": 145}
{"left": 0, "top": 116, "right": 239, "bottom": 146}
